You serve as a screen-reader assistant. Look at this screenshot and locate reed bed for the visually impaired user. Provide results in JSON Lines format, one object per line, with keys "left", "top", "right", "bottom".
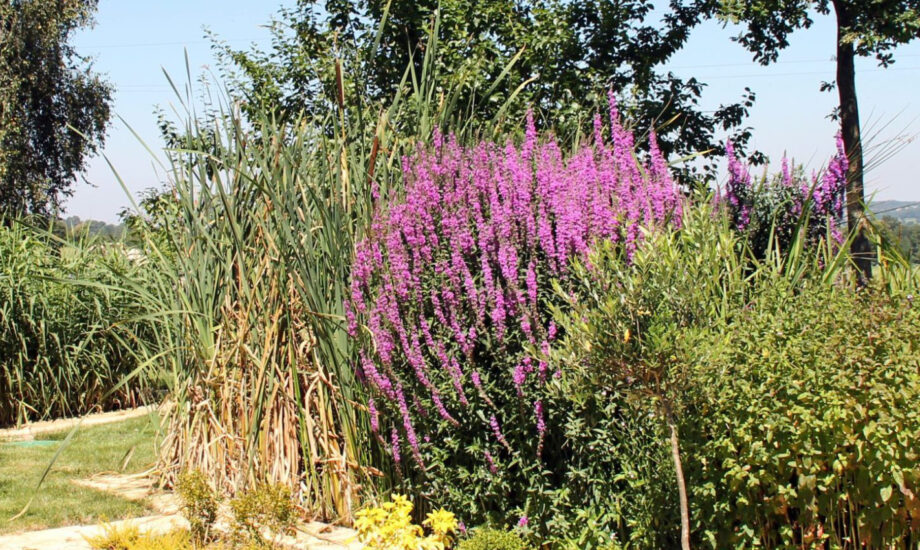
{"left": 134, "top": 109, "right": 374, "bottom": 521}
{"left": 0, "top": 222, "right": 154, "bottom": 426}
{"left": 123, "top": 22, "right": 512, "bottom": 520}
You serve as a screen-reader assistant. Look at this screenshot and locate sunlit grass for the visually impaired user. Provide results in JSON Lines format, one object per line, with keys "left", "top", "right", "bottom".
{"left": 0, "top": 415, "right": 159, "bottom": 534}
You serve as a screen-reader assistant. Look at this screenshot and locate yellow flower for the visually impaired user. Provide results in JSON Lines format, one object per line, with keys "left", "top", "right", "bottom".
{"left": 424, "top": 509, "right": 458, "bottom": 536}
{"left": 391, "top": 494, "right": 412, "bottom": 513}
{"left": 355, "top": 496, "right": 458, "bottom": 550}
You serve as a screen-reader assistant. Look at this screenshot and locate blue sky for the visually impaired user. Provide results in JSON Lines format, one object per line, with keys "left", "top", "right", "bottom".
{"left": 69, "top": 1, "right": 920, "bottom": 222}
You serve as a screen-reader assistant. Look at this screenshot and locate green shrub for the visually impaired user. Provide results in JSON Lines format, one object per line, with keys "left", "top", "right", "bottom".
{"left": 552, "top": 203, "right": 920, "bottom": 547}
{"left": 686, "top": 283, "right": 920, "bottom": 548}
{"left": 176, "top": 470, "right": 218, "bottom": 545}
{"left": 229, "top": 482, "right": 295, "bottom": 547}
{"left": 550, "top": 205, "right": 746, "bottom": 548}
{"left": 458, "top": 528, "right": 529, "bottom": 550}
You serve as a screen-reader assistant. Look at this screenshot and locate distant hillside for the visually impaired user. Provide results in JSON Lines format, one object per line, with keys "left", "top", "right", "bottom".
{"left": 869, "top": 201, "right": 920, "bottom": 225}
{"left": 61, "top": 216, "right": 127, "bottom": 239}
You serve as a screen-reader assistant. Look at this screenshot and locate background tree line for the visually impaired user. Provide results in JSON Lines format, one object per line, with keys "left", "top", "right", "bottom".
{"left": 2, "top": 0, "right": 918, "bottom": 279}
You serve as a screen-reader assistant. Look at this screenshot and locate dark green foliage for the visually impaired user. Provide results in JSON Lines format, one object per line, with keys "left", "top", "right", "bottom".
{"left": 541, "top": 380, "right": 680, "bottom": 549}
{"left": 213, "top": 0, "right": 761, "bottom": 182}
{"left": 732, "top": 178, "right": 805, "bottom": 257}
{"left": 458, "top": 528, "right": 529, "bottom": 550}
{"left": 686, "top": 283, "right": 920, "bottom": 548}
{"left": 0, "top": 0, "right": 113, "bottom": 217}
{"left": 720, "top": 0, "right": 920, "bottom": 67}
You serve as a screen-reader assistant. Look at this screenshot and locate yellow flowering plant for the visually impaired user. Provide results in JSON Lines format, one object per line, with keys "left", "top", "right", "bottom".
{"left": 355, "top": 495, "right": 458, "bottom": 550}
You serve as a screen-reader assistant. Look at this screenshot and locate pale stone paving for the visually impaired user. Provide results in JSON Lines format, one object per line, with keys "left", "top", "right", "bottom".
{"left": 0, "top": 465, "right": 361, "bottom": 549}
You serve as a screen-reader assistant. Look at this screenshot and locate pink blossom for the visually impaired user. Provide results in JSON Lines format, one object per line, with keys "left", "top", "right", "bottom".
{"left": 517, "top": 515, "right": 529, "bottom": 528}
{"left": 368, "top": 398, "right": 379, "bottom": 433}
{"left": 350, "top": 94, "right": 684, "bottom": 471}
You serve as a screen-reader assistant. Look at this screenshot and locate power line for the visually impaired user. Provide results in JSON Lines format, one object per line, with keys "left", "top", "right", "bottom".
{"left": 78, "top": 37, "right": 270, "bottom": 49}
{"left": 874, "top": 201, "right": 920, "bottom": 215}
{"left": 668, "top": 53, "right": 920, "bottom": 70}
{"left": 698, "top": 66, "right": 920, "bottom": 80}
{"left": 77, "top": 38, "right": 920, "bottom": 63}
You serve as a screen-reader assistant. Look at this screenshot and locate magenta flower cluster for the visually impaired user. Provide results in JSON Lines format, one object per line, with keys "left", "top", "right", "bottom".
{"left": 722, "top": 135, "right": 848, "bottom": 248}
{"left": 347, "top": 94, "right": 683, "bottom": 471}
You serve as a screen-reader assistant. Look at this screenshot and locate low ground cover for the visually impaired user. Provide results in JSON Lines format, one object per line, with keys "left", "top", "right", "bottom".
{"left": 0, "top": 414, "right": 159, "bottom": 534}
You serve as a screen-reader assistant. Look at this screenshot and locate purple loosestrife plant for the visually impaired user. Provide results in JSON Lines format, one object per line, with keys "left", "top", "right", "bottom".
{"left": 722, "top": 135, "right": 848, "bottom": 256}
{"left": 347, "top": 97, "right": 682, "bottom": 532}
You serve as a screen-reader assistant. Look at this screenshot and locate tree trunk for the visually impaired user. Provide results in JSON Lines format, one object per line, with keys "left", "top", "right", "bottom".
{"left": 666, "top": 406, "right": 691, "bottom": 550}
{"left": 832, "top": 0, "right": 873, "bottom": 283}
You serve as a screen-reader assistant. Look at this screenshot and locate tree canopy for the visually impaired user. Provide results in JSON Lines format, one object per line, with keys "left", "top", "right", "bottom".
{"left": 721, "top": 0, "right": 920, "bottom": 67}
{"left": 211, "top": 0, "right": 760, "bottom": 183}
{"left": 0, "top": 0, "right": 113, "bottom": 218}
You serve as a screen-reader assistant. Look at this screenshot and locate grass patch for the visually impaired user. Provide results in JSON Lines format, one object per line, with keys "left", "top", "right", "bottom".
{"left": 0, "top": 414, "right": 159, "bottom": 534}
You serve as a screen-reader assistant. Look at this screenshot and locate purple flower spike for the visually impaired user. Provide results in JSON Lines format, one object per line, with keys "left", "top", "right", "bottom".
{"left": 349, "top": 91, "right": 684, "bottom": 474}
{"left": 391, "top": 428, "right": 401, "bottom": 464}
{"left": 368, "top": 398, "right": 379, "bottom": 433}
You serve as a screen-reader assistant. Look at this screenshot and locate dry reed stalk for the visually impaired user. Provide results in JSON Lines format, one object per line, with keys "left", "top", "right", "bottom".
{"left": 156, "top": 233, "right": 361, "bottom": 523}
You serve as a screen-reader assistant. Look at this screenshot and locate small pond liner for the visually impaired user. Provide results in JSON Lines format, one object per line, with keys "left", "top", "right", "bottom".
{"left": 0, "top": 439, "right": 58, "bottom": 448}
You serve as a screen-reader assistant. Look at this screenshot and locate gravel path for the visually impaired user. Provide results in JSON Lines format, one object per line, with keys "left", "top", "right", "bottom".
{"left": 0, "top": 517, "right": 361, "bottom": 550}
{"left": 0, "top": 471, "right": 361, "bottom": 549}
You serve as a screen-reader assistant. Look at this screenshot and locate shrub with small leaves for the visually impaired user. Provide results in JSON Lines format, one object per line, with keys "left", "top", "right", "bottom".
{"left": 229, "top": 482, "right": 295, "bottom": 548}
{"left": 457, "top": 528, "right": 529, "bottom": 550}
{"left": 686, "top": 283, "right": 920, "bottom": 548}
{"left": 175, "top": 470, "right": 218, "bottom": 545}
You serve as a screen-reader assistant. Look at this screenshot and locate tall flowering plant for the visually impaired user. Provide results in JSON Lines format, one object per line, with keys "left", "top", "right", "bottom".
{"left": 346, "top": 95, "right": 683, "bottom": 530}
{"left": 722, "top": 136, "right": 848, "bottom": 256}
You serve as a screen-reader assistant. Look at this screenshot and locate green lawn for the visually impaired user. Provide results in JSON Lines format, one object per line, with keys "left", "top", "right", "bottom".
{"left": 0, "top": 414, "right": 159, "bottom": 534}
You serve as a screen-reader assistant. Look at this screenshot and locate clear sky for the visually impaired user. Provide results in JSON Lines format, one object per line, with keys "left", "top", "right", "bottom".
{"left": 69, "top": 1, "right": 920, "bottom": 222}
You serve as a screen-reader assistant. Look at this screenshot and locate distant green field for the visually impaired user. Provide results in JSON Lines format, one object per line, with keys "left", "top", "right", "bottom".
{"left": 0, "top": 415, "right": 159, "bottom": 534}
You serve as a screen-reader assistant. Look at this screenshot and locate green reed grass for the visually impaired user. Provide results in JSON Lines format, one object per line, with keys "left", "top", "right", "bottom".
{"left": 110, "top": 16, "right": 525, "bottom": 522}
{"left": 0, "top": 221, "right": 155, "bottom": 426}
